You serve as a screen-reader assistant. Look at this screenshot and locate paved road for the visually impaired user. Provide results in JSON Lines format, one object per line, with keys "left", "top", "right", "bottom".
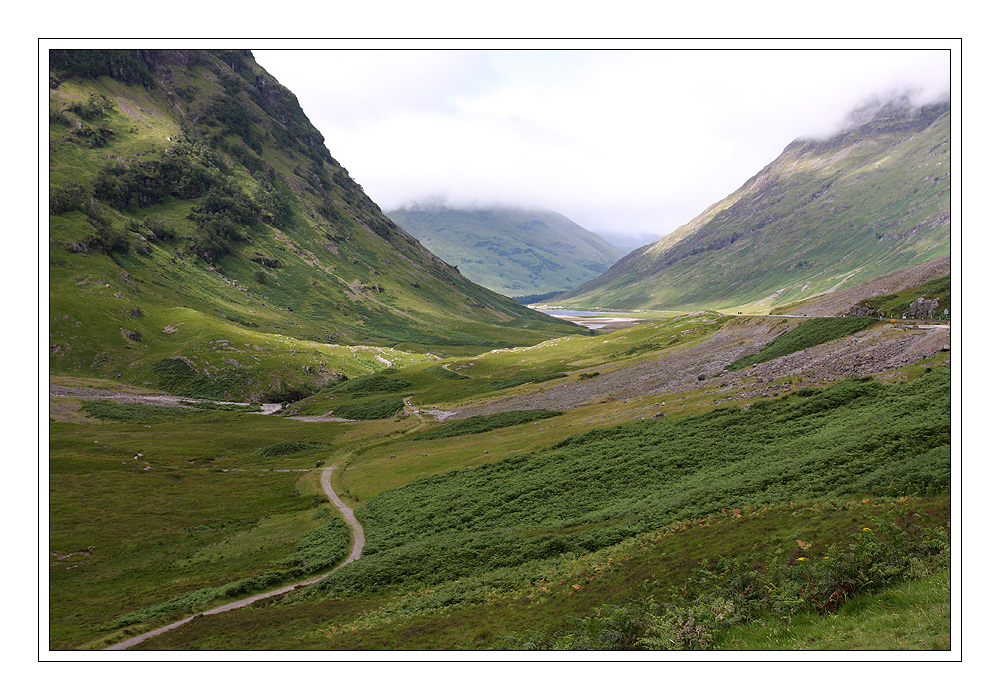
{"left": 104, "top": 464, "right": 364, "bottom": 651}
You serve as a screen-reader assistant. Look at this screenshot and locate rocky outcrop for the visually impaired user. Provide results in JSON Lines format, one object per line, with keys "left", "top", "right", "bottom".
{"left": 908, "top": 296, "right": 940, "bottom": 319}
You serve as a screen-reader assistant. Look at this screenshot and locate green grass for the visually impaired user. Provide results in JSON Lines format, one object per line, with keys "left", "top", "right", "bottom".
{"left": 300, "top": 369, "right": 948, "bottom": 600}
{"left": 713, "top": 566, "right": 951, "bottom": 650}
{"left": 48, "top": 305, "right": 950, "bottom": 652}
{"left": 80, "top": 400, "right": 202, "bottom": 422}
{"left": 333, "top": 398, "right": 405, "bottom": 421}
{"left": 485, "top": 372, "right": 568, "bottom": 391}
{"left": 48, "top": 407, "right": 370, "bottom": 649}
{"left": 330, "top": 373, "right": 413, "bottom": 398}
{"left": 129, "top": 497, "right": 949, "bottom": 651}
{"left": 101, "top": 515, "right": 351, "bottom": 635}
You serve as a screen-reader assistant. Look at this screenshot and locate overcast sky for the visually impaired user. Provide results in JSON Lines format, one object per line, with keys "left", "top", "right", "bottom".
{"left": 253, "top": 45, "right": 951, "bottom": 244}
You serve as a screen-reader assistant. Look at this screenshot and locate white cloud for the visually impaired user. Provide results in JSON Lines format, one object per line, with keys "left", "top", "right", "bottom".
{"left": 253, "top": 46, "right": 953, "bottom": 238}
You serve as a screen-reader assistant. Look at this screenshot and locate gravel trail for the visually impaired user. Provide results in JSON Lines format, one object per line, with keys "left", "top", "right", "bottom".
{"left": 103, "top": 463, "right": 364, "bottom": 651}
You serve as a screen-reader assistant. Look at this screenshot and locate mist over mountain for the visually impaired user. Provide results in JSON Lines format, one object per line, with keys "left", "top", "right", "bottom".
{"left": 595, "top": 231, "right": 663, "bottom": 255}
{"left": 556, "top": 97, "right": 951, "bottom": 312}
{"left": 386, "top": 203, "right": 622, "bottom": 298}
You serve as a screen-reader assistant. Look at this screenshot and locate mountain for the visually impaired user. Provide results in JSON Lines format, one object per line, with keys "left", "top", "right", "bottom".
{"left": 555, "top": 98, "right": 951, "bottom": 312}
{"left": 385, "top": 204, "right": 622, "bottom": 298}
{"left": 47, "top": 50, "right": 583, "bottom": 401}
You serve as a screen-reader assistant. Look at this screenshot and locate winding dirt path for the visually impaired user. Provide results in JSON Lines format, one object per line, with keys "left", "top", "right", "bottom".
{"left": 104, "top": 463, "right": 364, "bottom": 651}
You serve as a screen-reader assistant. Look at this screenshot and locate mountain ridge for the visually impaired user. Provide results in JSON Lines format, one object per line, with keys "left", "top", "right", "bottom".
{"left": 556, "top": 99, "right": 951, "bottom": 312}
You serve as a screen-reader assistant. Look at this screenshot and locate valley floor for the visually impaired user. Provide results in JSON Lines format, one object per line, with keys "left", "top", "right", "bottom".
{"left": 47, "top": 310, "right": 953, "bottom": 654}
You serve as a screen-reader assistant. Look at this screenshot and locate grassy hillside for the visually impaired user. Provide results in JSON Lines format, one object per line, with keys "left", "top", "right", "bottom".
{"left": 386, "top": 205, "right": 622, "bottom": 298}
{"left": 50, "top": 305, "right": 952, "bottom": 652}
{"left": 558, "top": 99, "right": 950, "bottom": 312}
{"left": 48, "top": 50, "right": 583, "bottom": 401}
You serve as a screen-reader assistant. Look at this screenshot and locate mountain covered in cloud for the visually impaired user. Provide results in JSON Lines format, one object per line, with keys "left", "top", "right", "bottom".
{"left": 556, "top": 98, "right": 951, "bottom": 313}
{"left": 386, "top": 204, "right": 622, "bottom": 299}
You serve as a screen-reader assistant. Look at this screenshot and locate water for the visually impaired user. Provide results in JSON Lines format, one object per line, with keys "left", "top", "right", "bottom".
{"left": 536, "top": 309, "right": 608, "bottom": 317}
{"left": 535, "top": 308, "right": 641, "bottom": 329}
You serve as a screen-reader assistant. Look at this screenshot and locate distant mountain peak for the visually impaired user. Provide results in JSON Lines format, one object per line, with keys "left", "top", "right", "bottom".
{"left": 387, "top": 205, "right": 622, "bottom": 298}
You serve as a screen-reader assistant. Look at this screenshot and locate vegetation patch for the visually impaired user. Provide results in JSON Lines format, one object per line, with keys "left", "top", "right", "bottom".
{"left": 251, "top": 440, "right": 329, "bottom": 458}
{"left": 81, "top": 400, "right": 199, "bottom": 423}
{"left": 726, "top": 317, "right": 880, "bottom": 371}
{"left": 485, "top": 372, "right": 568, "bottom": 392}
{"left": 333, "top": 398, "right": 405, "bottom": 421}
{"left": 309, "top": 369, "right": 948, "bottom": 599}
{"left": 495, "top": 515, "right": 949, "bottom": 650}
{"left": 104, "top": 517, "right": 350, "bottom": 630}
{"left": 151, "top": 358, "right": 252, "bottom": 401}
{"left": 414, "top": 410, "right": 564, "bottom": 441}
{"left": 422, "top": 365, "right": 471, "bottom": 381}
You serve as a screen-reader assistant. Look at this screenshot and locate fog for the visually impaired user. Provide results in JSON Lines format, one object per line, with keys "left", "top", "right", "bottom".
{"left": 253, "top": 46, "right": 952, "bottom": 240}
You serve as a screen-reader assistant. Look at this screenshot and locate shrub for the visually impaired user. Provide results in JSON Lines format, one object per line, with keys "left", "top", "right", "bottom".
{"left": 495, "top": 517, "right": 950, "bottom": 650}
{"left": 49, "top": 183, "right": 87, "bottom": 215}
{"left": 486, "top": 373, "right": 568, "bottom": 392}
{"left": 334, "top": 398, "right": 404, "bottom": 421}
{"left": 252, "top": 440, "right": 328, "bottom": 458}
{"left": 80, "top": 400, "right": 199, "bottom": 423}
{"left": 333, "top": 374, "right": 413, "bottom": 398}
{"left": 414, "top": 410, "right": 563, "bottom": 440}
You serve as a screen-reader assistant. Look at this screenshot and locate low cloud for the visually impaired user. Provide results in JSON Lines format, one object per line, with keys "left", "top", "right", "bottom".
{"left": 255, "top": 47, "right": 952, "bottom": 239}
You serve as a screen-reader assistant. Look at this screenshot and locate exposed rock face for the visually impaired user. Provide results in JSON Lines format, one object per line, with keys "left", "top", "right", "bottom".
{"left": 846, "top": 302, "right": 879, "bottom": 318}
{"left": 908, "top": 296, "right": 940, "bottom": 319}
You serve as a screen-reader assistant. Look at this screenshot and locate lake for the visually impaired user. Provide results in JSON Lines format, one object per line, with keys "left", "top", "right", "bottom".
{"left": 535, "top": 308, "right": 642, "bottom": 330}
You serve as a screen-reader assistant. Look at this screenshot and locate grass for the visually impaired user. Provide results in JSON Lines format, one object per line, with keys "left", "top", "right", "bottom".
{"left": 712, "top": 565, "right": 951, "bottom": 651}
{"left": 129, "top": 497, "right": 950, "bottom": 651}
{"left": 285, "top": 369, "right": 950, "bottom": 603}
{"left": 48, "top": 310, "right": 951, "bottom": 652}
{"left": 48, "top": 407, "right": 370, "bottom": 649}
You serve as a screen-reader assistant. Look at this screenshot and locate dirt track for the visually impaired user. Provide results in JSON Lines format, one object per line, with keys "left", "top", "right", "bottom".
{"left": 103, "top": 463, "right": 364, "bottom": 651}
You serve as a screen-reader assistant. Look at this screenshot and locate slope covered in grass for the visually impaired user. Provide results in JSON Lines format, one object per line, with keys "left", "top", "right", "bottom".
{"left": 307, "top": 369, "right": 948, "bottom": 598}
{"left": 558, "top": 99, "right": 950, "bottom": 312}
{"left": 48, "top": 49, "right": 583, "bottom": 401}
{"left": 387, "top": 205, "right": 622, "bottom": 297}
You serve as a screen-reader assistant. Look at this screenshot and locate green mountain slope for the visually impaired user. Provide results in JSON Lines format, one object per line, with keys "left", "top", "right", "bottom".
{"left": 557, "top": 99, "right": 951, "bottom": 312}
{"left": 48, "top": 50, "right": 583, "bottom": 401}
{"left": 386, "top": 205, "right": 622, "bottom": 298}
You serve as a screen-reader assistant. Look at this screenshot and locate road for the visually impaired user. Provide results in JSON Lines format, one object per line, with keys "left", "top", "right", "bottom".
{"left": 104, "top": 463, "right": 364, "bottom": 651}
